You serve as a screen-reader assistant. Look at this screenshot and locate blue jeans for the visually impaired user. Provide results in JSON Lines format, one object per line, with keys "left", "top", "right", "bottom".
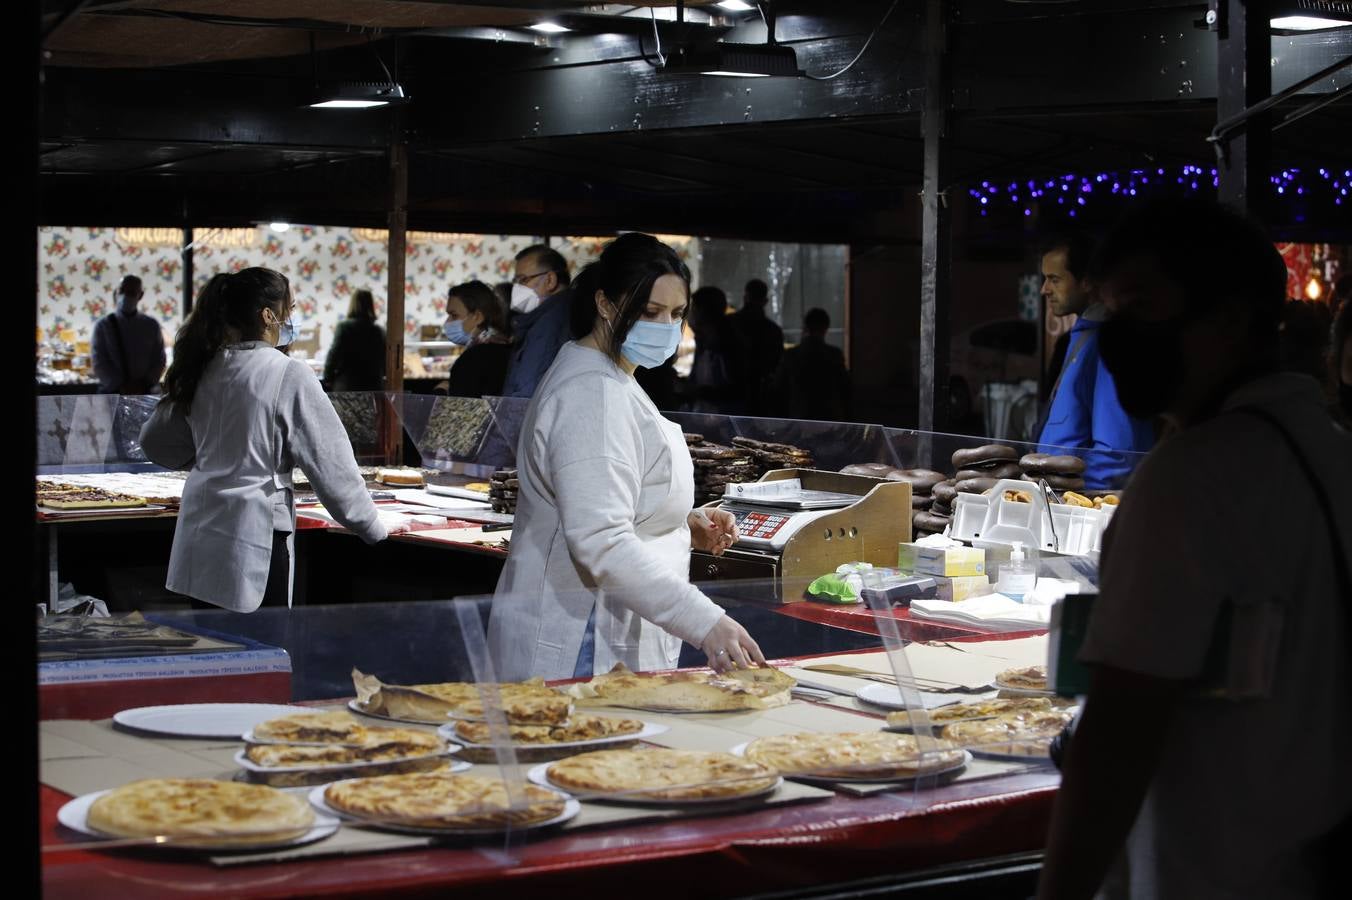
{"left": 572, "top": 604, "right": 597, "bottom": 678}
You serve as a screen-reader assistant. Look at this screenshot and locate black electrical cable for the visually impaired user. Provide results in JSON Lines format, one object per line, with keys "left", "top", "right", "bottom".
{"left": 801, "top": 0, "right": 902, "bottom": 81}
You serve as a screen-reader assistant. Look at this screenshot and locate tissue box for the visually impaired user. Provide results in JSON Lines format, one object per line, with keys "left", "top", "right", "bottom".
{"left": 934, "top": 574, "right": 994, "bottom": 602}
{"left": 898, "top": 543, "right": 986, "bottom": 577}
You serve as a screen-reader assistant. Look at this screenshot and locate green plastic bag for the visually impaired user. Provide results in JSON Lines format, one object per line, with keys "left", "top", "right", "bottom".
{"left": 807, "top": 573, "right": 858, "bottom": 604}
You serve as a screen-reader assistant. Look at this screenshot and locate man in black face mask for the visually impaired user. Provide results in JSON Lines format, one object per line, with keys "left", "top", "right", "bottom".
{"left": 1039, "top": 199, "right": 1352, "bottom": 899}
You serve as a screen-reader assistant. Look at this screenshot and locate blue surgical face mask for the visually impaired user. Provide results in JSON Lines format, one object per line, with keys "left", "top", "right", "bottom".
{"left": 442, "top": 317, "right": 471, "bottom": 346}
{"left": 276, "top": 317, "right": 296, "bottom": 348}
{"left": 620, "top": 319, "right": 682, "bottom": 369}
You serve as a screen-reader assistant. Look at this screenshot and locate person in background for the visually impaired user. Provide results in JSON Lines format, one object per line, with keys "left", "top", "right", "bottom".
{"left": 1331, "top": 281, "right": 1352, "bottom": 425}
{"left": 140, "top": 267, "right": 394, "bottom": 612}
{"left": 502, "top": 244, "right": 573, "bottom": 398}
{"left": 688, "top": 285, "right": 742, "bottom": 414}
{"left": 729, "top": 278, "right": 784, "bottom": 416}
{"left": 1037, "top": 199, "right": 1351, "bottom": 899}
{"left": 91, "top": 274, "right": 166, "bottom": 394}
{"left": 493, "top": 281, "right": 514, "bottom": 313}
{"left": 489, "top": 233, "right": 764, "bottom": 680}
{"left": 442, "top": 280, "right": 511, "bottom": 398}
{"left": 1278, "top": 298, "right": 1334, "bottom": 383}
{"left": 770, "top": 308, "right": 849, "bottom": 421}
{"left": 322, "top": 288, "right": 386, "bottom": 392}
{"left": 1035, "top": 232, "right": 1154, "bottom": 490}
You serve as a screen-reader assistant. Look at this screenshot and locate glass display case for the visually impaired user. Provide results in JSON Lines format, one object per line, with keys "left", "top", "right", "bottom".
{"left": 39, "top": 581, "right": 1063, "bottom": 869}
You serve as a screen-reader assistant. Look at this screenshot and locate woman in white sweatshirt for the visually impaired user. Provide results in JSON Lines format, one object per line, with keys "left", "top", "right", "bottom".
{"left": 489, "top": 234, "right": 765, "bottom": 680}
{"left": 140, "top": 267, "right": 391, "bottom": 612}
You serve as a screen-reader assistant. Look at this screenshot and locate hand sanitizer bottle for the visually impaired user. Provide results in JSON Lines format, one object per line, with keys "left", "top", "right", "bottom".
{"left": 998, "top": 541, "right": 1036, "bottom": 602}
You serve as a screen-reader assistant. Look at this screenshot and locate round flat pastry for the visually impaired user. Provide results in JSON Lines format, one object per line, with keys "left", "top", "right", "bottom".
{"left": 743, "top": 732, "right": 965, "bottom": 780}
{"left": 885, "top": 468, "right": 948, "bottom": 493}
{"left": 683, "top": 433, "right": 704, "bottom": 445}
{"left": 688, "top": 444, "right": 742, "bottom": 460}
{"left": 1038, "top": 474, "right": 1086, "bottom": 491}
{"left": 453, "top": 714, "right": 645, "bottom": 746}
{"left": 252, "top": 710, "right": 367, "bottom": 745}
{"left": 911, "top": 494, "right": 934, "bottom": 510}
{"left": 931, "top": 480, "right": 958, "bottom": 504}
{"left": 913, "top": 511, "right": 951, "bottom": 533}
{"left": 87, "top": 778, "right": 314, "bottom": 846}
{"left": 839, "top": 463, "right": 896, "bottom": 478}
{"left": 1019, "top": 453, "right": 1086, "bottom": 476}
{"left": 545, "top": 748, "right": 777, "bottom": 801}
{"left": 324, "top": 772, "right": 566, "bottom": 830}
{"left": 994, "top": 665, "right": 1048, "bottom": 690}
{"left": 939, "top": 709, "right": 1074, "bottom": 757}
{"left": 930, "top": 500, "right": 953, "bottom": 517}
{"left": 955, "top": 476, "right": 998, "bottom": 494}
{"left": 955, "top": 462, "right": 1023, "bottom": 481}
{"left": 951, "top": 444, "right": 1018, "bottom": 469}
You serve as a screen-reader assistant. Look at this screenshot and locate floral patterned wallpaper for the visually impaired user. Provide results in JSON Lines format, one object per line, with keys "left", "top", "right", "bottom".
{"left": 37, "top": 226, "right": 704, "bottom": 355}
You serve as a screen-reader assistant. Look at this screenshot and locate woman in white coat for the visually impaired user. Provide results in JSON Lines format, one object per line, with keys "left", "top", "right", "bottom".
{"left": 141, "top": 267, "right": 392, "bottom": 612}
{"left": 488, "top": 234, "right": 766, "bottom": 680}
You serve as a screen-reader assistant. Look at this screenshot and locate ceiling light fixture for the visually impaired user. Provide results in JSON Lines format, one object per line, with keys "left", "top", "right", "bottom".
{"left": 308, "top": 82, "right": 409, "bottom": 109}
{"left": 529, "top": 22, "right": 571, "bottom": 34}
{"left": 1270, "top": 14, "right": 1352, "bottom": 29}
{"left": 716, "top": 1, "right": 756, "bottom": 11}
{"left": 269, "top": 222, "right": 291, "bottom": 233}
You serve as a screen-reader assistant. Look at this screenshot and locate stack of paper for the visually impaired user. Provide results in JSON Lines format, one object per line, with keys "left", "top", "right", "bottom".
{"left": 909, "top": 593, "right": 1051, "bottom": 631}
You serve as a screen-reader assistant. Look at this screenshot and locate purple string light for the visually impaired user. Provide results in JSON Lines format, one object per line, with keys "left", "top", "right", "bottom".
{"left": 966, "top": 164, "right": 1342, "bottom": 218}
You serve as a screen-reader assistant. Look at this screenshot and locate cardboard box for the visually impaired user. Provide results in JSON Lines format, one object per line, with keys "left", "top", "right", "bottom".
{"left": 898, "top": 543, "right": 986, "bottom": 577}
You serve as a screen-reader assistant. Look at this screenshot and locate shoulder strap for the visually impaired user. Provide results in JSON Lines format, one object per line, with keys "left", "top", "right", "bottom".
{"left": 1228, "top": 406, "right": 1352, "bottom": 600}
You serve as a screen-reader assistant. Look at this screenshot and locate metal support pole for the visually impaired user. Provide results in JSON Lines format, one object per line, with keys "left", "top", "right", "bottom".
{"left": 181, "top": 226, "right": 194, "bottom": 316}
{"left": 918, "top": 0, "right": 951, "bottom": 440}
{"left": 384, "top": 138, "right": 408, "bottom": 464}
{"left": 1215, "top": 0, "right": 1271, "bottom": 219}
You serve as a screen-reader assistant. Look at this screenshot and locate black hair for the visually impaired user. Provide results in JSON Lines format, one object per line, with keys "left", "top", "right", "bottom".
{"left": 744, "top": 278, "right": 769, "bottom": 305}
{"left": 1090, "top": 198, "right": 1286, "bottom": 343}
{"left": 569, "top": 233, "right": 690, "bottom": 363}
{"left": 448, "top": 279, "right": 509, "bottom": 337}
{"left": 515, "top": 244, "right": 571, "bottom": 287}
{"left": 1039, "top": 231, "right": 1096, "bottom": 281}
{"left": 804, "top": 307, "right": 831, "bottom": 334}
{"left": 162, "top": 267, "right": 290, "bottom": 413}
{"left": 347, "top": 288, "right": 377, "bottom": 321}
{"left": 119, "top": 275, "right": 143, "bottom": 294}
{"left": 692, "top": 286, "right": 728, "bottom": 330}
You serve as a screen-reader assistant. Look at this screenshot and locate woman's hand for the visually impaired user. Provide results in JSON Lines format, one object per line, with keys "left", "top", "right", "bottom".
{"left": 700, "top": 615, "right": 767, "bottom": 672}
{"left": 689, "top": 507, "right": 738, "bottom": 556}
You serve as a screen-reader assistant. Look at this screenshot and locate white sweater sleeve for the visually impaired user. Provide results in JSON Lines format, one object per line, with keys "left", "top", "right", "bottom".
{"left": 278, "top": 363, "right": 387, "bottom": 544}
{"left": 543, "top": 375, "right": 724, "bottom": 648}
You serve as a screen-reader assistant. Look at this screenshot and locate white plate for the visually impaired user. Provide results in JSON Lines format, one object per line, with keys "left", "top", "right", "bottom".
{"left": 57, "top": 789, "right": 340, "bottom": 852}
{"left": 964, "top": 744, "right": 1057, "bottom": 763}
{"left": 234, "top": 746, "right": 462, "bottom": 774}
{"left": 113, "top": 703, "right": 313, "bottom": 740}
{"left": 309, "top": 780, "right": 578, "bottom": 836}
{"left": 527, "top": 762, "right": 781, "bottom": 806}
{"left": 853, "top": 683, "right": 923, "bottom": 711}
{"left": 437, "top": 720, "right": 668, "bottom": 750}
{"left": 347, "top": 699, "right": 446, "bottom": 726}
{"left": 729, "top": 741, "right": 971, "bottom": 784}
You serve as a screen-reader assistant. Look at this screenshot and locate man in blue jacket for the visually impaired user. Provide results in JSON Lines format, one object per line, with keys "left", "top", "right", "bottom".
{"left": 1036, "top": 234, "right": 1154, "bottom": 489}
{"left": 502, "top": 245, "right": 573, "bottom": 398}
